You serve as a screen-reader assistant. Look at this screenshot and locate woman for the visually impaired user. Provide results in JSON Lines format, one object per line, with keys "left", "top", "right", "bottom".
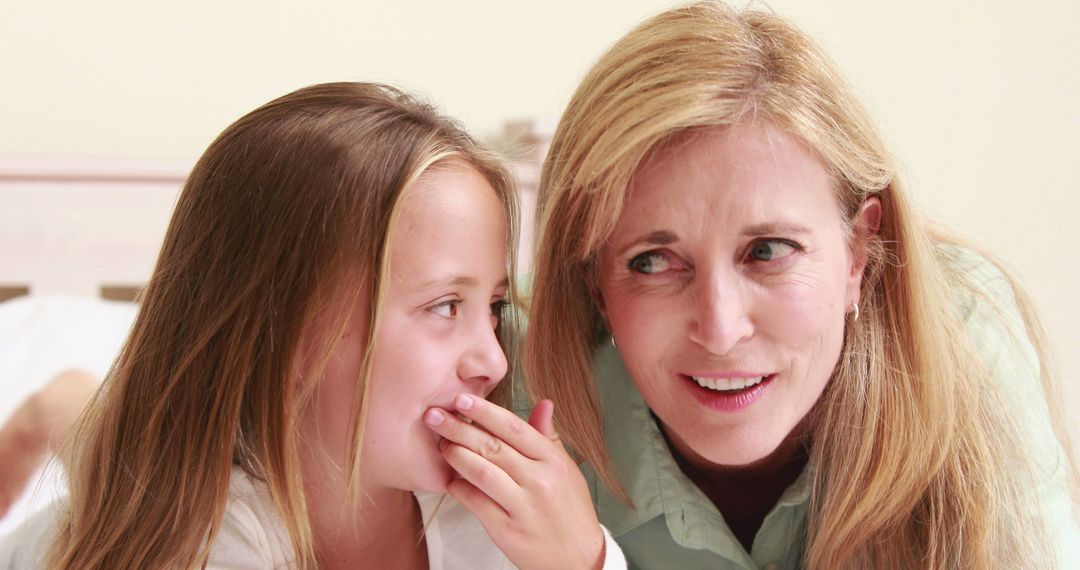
{"left": 525, "top": 2, "right": 1078, "bottom": 568}
{"left": 1, "top": 82, "right": 621, "bottom": 569}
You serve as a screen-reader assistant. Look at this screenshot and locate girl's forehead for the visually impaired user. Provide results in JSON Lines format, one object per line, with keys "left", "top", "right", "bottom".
{"left": 398, "top": 164, "right": 503, "bottom": 229}
{"left": 389, "top": 164, "right": 508, "bottom": 291}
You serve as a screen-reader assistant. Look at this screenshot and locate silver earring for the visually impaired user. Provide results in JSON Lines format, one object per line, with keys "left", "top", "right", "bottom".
{"left": 852, "top": 302, "right": 860, "bottom": 321}
{"left": 610, "top": 335, "right": 617, "bottom": 348}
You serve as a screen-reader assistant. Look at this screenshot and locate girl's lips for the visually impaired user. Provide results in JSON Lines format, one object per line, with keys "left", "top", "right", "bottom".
{"left": 680, "top": 373, "right": 775, "bottom": 412}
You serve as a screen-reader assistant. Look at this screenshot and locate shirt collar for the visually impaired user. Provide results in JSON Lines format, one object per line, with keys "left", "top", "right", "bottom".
{"left": 591, "top": 342, "right": 813, "bottom": 558}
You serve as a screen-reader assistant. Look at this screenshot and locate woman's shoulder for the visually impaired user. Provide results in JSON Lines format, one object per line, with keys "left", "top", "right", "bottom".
{"left": 936, "top": 242, "right": 1080, "bottom": 561}
{"left": 932, "top": 242, "right": 1038, "bottom": 367}
{"left": 934, "top": 242, "right": 1016, "bottom": 301}
{"left": 933, "top": 242, "right": 1039, "bottom": 360}
{"left": 204, "top": 466, "right": 295, "bottom": 569}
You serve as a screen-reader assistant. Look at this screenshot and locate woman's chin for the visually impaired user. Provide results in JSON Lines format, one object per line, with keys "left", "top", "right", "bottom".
{"left": 670, "top": 426, "right": 793, "bottom": 470}
{"left": 695, "top": 433, "right": 805, "bottom": 470}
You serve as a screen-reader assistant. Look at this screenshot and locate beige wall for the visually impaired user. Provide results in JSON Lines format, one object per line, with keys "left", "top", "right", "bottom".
{"left": 3, "top": 0, "right": 1077, "bottom": 409}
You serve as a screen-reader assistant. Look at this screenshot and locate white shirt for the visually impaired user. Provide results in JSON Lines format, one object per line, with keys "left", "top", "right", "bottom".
{"left": 1, "top": 466, "right": 627, "bottom": 569}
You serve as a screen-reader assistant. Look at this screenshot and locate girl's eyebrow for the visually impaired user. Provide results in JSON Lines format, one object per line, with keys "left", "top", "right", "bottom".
{"left": 416, "top": 275, "right": 510, "bottom": 289}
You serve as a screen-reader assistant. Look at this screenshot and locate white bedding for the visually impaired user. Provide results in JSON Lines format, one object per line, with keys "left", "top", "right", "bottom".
{"left": 0, "top": 295, "right": 137, "bottom": 536}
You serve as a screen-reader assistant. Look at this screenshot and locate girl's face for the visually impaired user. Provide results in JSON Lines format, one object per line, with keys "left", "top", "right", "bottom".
{"left": 597, "top": 123, "right": 870, "bottom": 469}
{"left": 309, "top": 162, "right": 510, "bottom": 494}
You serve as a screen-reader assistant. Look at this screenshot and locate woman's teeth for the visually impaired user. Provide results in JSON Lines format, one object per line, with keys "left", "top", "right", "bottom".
{"left": 691, "top": 375, "right": 766, "bottom": 391}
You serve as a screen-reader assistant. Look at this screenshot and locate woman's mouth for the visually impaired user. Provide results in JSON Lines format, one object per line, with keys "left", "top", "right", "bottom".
{"left": 689, "top": 375, "right": 767, "bottom": 391}
{"left": 681, "top": 373, "right": 774, "bottom": 411}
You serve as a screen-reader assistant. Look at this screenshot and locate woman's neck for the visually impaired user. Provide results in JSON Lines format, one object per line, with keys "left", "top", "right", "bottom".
{"left": 302, "top": 463, "right": 428, "bottom": 569}
{"left": 660, "top": 421, "right": 809, "bottom": 554}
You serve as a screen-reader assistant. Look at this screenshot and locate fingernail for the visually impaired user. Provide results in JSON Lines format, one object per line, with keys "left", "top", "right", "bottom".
{"left": 425, "top": 409, "right": 445, "bottom": 426}
{"left": 455, "top": 394, "right": 474, "bottom": 411}
{"left": 438, "top": 438, "right": 449, "bottom": 451}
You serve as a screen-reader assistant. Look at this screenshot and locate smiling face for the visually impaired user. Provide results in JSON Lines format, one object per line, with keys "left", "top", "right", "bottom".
{"left": 598, "top": 123, "right": 869, "bottom": 469}
{"left": 307, "top": 161, "right": 510, "bottom": 495}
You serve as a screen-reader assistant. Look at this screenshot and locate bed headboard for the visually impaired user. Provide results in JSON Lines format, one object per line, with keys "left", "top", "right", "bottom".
{"left": 0, "top": 119, "right": 553, "bottom": 303}
{"left": 0, "top": 155, "right": 190, "bottom": 302}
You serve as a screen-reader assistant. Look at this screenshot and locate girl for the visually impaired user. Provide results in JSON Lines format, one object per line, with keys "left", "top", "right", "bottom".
{"left": 2, "top": 82, "right": 622, "bottom": 569}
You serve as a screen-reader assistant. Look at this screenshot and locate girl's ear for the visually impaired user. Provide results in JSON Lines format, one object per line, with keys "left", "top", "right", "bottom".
{"left": 847, "top": 196, "right": 882, "bottom": 302}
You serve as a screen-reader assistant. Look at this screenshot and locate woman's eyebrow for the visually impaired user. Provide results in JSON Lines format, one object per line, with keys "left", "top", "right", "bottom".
{"left": 616, "top": 229, "right": 678, "bottom": 257}
{"left": 742, "top": 222, "right": 812, "bottom": 237}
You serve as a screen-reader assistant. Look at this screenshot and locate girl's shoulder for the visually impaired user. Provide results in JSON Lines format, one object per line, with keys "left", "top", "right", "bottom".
{"left": 0, "top": 498, "right": 63, "bottom": 568}
{"left": 0, "top": 468, "right": 297, "bottom": 569}
{"left": 415, "top": 491, "right": 515, "bottom": 570}
{"left": 415, "top": 492, "right": 627, "bottom": 570}
{"left": 205, "top": 466, "right": 295, "bottom": 569}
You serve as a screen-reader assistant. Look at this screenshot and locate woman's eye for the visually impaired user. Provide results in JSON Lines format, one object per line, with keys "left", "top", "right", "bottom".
{"left": 628, "top": 251, "right": 671, "bottom": 274}
{"left": 748, "top": 239, "right": 798, "bottom": 262}
{"left": 430, "top": 300, "right": 460, "bottom": 318}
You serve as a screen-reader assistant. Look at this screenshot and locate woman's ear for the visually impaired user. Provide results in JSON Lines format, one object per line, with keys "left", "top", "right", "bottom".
{"left": 591, "top": 281, "right": 610, "bottom": 324}
{"left": 848, "top": 195, "right": 882, "bottom": 299}
{"left": 587, "top": 259, "right": 611, "bottom": 329}
{"left": 857, "top": 195, "right": 883, "bottom": 237}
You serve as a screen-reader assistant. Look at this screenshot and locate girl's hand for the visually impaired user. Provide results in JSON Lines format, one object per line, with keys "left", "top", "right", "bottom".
{"left": 424, "top": 395, "right": 605, "bottom": 570}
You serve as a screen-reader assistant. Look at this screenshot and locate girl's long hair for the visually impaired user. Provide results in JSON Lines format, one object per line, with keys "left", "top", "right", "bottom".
{"left": 524, "top": 3, "right": 1072, "bottom": 568}
{"left": 48, "top": 82, "right": 518, "bottom": 569}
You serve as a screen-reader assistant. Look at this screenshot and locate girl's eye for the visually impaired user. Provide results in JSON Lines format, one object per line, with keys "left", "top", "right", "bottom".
{"left": 430, "top": 300, "right": 460, "bottom": 318}
{"left": 748, "top": 239, "right": 798, "bottom": 262}
{"left": 628, "top": 251, "right": 670, "bottom": 274}
{"left": 490, "top": 299, "right": 510, "bottom": 326}
{"left": 490, "top": 299, "right": 510, "bottom": 317}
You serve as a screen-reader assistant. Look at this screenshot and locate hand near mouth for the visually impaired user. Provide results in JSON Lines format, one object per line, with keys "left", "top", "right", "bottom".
{"left": 423, "top": 395, "right": 605, "bottom": 570}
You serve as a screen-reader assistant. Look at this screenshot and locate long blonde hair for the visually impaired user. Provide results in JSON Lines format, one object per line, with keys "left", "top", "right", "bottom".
{"left": 525, "top": 3, "right": 1066, "bottom": 568}
{"left": 49, "top": 82, "right": 518, "bottom": 569}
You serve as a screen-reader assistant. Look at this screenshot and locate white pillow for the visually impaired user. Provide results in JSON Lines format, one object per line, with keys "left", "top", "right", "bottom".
{"left": 0, "top": 294, "right": 137, "bottom": 536}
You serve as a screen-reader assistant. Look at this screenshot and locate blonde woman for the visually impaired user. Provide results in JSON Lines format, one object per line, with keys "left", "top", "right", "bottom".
{"left": 0, "top": 82, "right": 623, "bottom": 569}
{"left": 525, "top": 2, "right": 1078, "bottom": 568}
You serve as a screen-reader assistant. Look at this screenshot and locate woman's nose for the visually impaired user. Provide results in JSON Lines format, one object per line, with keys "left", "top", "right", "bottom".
{"left": 687, "top": 270, "right": 753, "bottom": 355}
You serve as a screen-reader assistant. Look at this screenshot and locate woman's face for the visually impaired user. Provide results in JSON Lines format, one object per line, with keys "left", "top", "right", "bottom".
{"left": 598, "top": 123, "right": 871, "bottom": 469}
{"left": 308, "top": 162, "right": 510, "bottom": 494}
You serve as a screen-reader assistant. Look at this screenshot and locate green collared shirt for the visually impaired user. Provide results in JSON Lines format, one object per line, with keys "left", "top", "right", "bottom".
{"left": 527, "top": 245, "right": 1078, "bottom": 569}
{"left": 585, "top": 341, "right": 809, "bottom": 570}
